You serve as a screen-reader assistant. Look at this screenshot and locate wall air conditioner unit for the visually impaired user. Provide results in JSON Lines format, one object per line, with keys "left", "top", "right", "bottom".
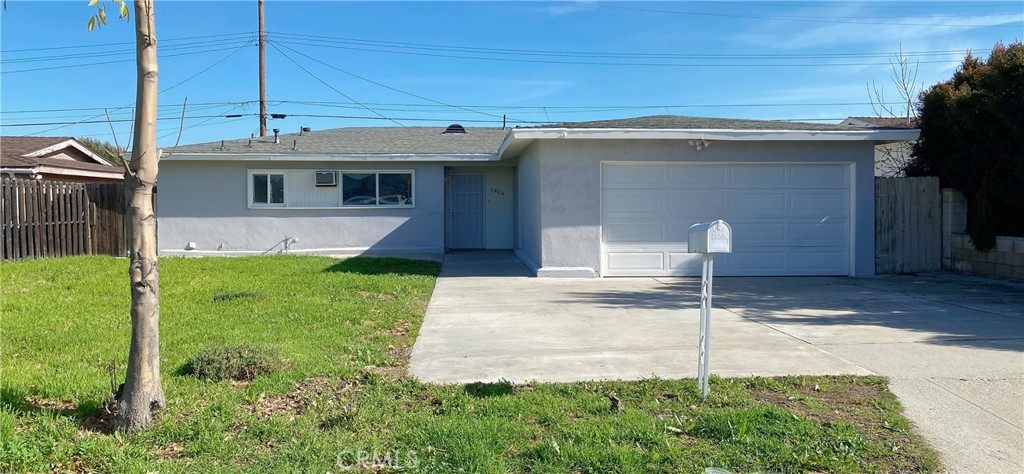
{"left": 314, "top": 171, "right": 337, "bottom": 187}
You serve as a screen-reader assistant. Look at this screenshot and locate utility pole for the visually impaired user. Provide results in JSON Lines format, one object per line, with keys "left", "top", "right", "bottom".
{"left": 258, "top": 0, "right": 267, "bottom": 137}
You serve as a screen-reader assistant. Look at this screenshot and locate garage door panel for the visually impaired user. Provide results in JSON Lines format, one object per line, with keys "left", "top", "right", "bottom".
{"left": 790, "top": 165, "right": 849, "bottom": 188}
{"left": 721, "top": 251, "right": 788, "bottom": 272}
{"left": 606, "top": 252, "right": 664, "bottom": 270}
{"left": 789, "top": 251, "right": 848, "bottom": 273}
{"left": 789, "top": 221, "right": 848, "bottom": 244}
{"left": 789, "top": 192, "right": 849, "bottom": 215}
{"left": 668, "top": 192, "right": 726, "bottom": 215}
{"left": 603, "top": 190, "right": 667, "bottom": 213}
{"left": 668, "top": 165, "right": 727, "bottom": 185}
{"left": 603, "top": 165, "right": 666, "bottom": 186}
{"left": 667, "top": 253, "right": 704, "bottom": 273}
{"left": 602, "top": 163, "right": 852, "bottom": 277}
{"left": 603, "top": 223, "right": 667, "bottom": 243}
{"left": 727, "top": 192, "right": 788, "bottom": 214}
{"left": 729, "top": 166, "right": 787, "bottom": 186}
{"left": 730, "top": 222, "right": 788, "bottom": 245}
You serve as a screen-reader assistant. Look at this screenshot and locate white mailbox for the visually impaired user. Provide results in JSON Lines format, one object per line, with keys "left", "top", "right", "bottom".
{"left": 688, "top": 220, "right": 732, "bottom": 254}
{"left": 686, "top": 219, "right": 732, "bottom": 401}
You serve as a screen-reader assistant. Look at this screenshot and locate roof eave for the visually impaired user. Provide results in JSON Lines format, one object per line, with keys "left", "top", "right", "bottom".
{"left": 499, "top": 127, "right": 920, "bottom": 159}
{"left": 161, "top": 152, "right": 502, "bottom": 162}
{"left": 514, "top": 127, "right": 920, "bottom": 140}
{"left": 35, "top": 166, "right": 125, "bottom": 180}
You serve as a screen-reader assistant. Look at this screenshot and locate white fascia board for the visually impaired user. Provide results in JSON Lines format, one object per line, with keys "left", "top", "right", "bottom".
{"left": 24, "top": 139, "right": 115, "bottom": 166}
{"left": 162, "top": 153, "right": 500, "bottom": 162}
{"left": 35, "top": 166, "right": 124, "bottom": 179}
{"left": 509, "top": 127, "right": 921, "bottom": 142}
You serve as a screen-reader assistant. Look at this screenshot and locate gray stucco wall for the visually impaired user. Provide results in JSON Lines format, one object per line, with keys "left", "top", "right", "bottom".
{"left": 157, "top": 160, "right": 445, "bottom": 256}
{"left": 515, "top": 150, "right": 542, "bottom": 271}
{"left": 520, "top": 139, "right": 877, "bottom": 277}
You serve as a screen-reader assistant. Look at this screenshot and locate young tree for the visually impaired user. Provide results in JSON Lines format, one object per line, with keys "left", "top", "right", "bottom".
{"left": 89, "top": 0, "right": 164, "bottom": 433}
{"left": 909, "top": 42, "right": 1024, "bottom": 250}
{"left": 867, "top": 46, "right": 920, "bottom": 177}
{"left": 77, "top": 136, "right": 124, "bottom": 167}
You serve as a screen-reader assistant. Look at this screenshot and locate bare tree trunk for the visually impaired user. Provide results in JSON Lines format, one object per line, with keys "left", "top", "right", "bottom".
{"left": 115, "top": 0, "right": 163, "bottom": 434}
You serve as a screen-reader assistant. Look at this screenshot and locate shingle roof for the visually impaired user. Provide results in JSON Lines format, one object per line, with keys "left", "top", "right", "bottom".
{"left": 535, "top": 115, "right": 868, "bottom": 131}
{"left": 843, "top": 116, "right": 920, "bottom": 128}
{"left": 0, "top": 136, "right": 120, "bottom": 173}
{"left": 170, "top": 115, "right": 911, "bottom": 157}
{"left": 1, "top": 136, "right": 73, "bottom": 166}
{"left": 170, "top": 126, "right": 511, "bottom": 155}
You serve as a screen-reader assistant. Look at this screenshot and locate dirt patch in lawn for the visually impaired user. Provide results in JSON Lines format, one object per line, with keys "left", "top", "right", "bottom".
{"left": 751, "top": 380, "right": 883, "bottom": 425}
{"left": 751, "top": 379, "right": 934, "bottom": 473}
{"left": 252, "top": 377, "right": 360, "bottom": 418}
{"left": 24, "top": 395, "right": 77, "bottom": 413}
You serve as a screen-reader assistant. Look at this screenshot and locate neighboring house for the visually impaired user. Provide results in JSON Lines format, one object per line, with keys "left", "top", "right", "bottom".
{"left": 0, "top": 136, "right": 123, "bottom": 183}
{"left": 159, "top": 115, "right": 918, "bottom": 277}
{"left": 841, "top": 116, "right": 919, "bottom": 177}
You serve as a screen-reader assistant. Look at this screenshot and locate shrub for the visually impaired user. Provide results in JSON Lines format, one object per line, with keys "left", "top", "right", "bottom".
{"left": 182, "top": 344, "right": 285, "bottom": 382}
{"left": 909, "top": 41, "right": 1024, "bottom": 249}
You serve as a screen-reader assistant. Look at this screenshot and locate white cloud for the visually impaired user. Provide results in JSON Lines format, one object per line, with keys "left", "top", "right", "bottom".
{"left": 740, "top": 13, "right": 1022, "bottom": 50}
{"left": 542, "top": 0, "right": 597, "bottom": 18}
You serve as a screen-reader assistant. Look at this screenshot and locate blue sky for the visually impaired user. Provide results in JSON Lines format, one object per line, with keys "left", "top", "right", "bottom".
{"left": 1, "top": 1, "right": 1021, "bottom": 147}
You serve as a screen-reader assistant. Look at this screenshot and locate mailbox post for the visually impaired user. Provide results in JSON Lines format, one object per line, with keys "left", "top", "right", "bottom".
{"left": 687, "top": 220, "right": 732, "bottom": 401}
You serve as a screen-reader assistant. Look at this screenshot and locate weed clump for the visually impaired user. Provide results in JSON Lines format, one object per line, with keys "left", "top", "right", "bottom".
{"left": 182, "top": 344, "right": 285, "bottom": 382}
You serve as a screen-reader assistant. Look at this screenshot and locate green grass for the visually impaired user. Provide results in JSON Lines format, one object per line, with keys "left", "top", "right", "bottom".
{"left": 0, "top": 256, "right": 941, "bottom": 473}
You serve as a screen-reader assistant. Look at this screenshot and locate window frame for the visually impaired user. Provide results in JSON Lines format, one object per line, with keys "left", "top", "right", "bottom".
{"left": 247, "top": 169, "right": 415, "bottom": 209}
{"left": 248, "top": 171, "right": 286, "bottom": 208}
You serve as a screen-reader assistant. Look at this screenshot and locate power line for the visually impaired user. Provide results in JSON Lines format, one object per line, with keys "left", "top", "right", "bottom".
{"left": 271, "top": 41, "right": 524, "bottom": 123}
{"left": 268, "top": 31, "right": 980, "bottom": 60}
{"left": 1, "top": 37, "right": 254, "bottom": 64}
{"left": 161, "top": 44, "right": 251, "bottom": 94}
{"left": 1, "top": 44, "right": 252, "bottom": 74}
{"left": 0, "top": 31, "right": 254, "bottom": 53}
{"left": 23, "top": 45, "right": 255, "bottom": 136}
{"left": 159, "top": 104, "right": 249, "bottom": 141}
{"left": 269, "top": 38, "right": 967, "bottom": 68}
{"left": 1, "top": 101, "right": 256, "bottom": 115}
{"left": 267, "top": 41, "right": 404, "bottom": 127}
{"left": 1, "top": 113, "right": 259, "bottom": 128}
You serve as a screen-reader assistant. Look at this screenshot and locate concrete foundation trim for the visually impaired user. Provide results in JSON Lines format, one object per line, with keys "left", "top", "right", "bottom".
{"left": 514, "top": 249, "right": 541, "bottom": 276}
{"left": 159, "top": 247, "right": 444, "bottom": 261}
{"left": 536, "top": 266, "right": 598, "bottom": 278}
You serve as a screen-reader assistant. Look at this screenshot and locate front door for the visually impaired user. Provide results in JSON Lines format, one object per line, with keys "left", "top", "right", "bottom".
{"left": 449, "top": 173, "right": 486, "bottom": 249}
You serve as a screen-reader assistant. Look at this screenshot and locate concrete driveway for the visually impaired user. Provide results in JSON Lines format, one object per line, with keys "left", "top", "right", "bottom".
{"left": 410, "top": 251, "right": 1024, "bottom": 473}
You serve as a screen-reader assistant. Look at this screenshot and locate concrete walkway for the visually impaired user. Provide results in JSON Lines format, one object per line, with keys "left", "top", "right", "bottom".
{"left": 410, "top": 251, "right": 1024, "bottom": 473}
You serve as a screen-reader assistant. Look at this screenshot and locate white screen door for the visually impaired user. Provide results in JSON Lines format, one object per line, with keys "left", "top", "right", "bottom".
{"left": 449, "top": 173, "right": 486, "bottom": 249}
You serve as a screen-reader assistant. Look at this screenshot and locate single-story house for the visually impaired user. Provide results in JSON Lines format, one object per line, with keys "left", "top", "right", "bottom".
{"left": 841, "top": 116, "right": 920, "bottom": 177}
{"left": 158, "top": 115, "right": 918, "bottom": 277}
{"left": 0, "top": 136, "right": 123, "bottom": 183}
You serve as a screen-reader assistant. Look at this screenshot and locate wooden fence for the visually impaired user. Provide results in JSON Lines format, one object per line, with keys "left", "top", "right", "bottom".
{"left": 1, "top": 178, "right": 128, "bottom": 261}
{"left": 875, "top": 176, "right": 941, "bottom": 274}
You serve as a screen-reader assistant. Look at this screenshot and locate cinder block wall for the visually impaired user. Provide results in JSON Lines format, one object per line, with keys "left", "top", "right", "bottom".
{"left": 942, "top": 189, "right": 1024, "bottom": 280}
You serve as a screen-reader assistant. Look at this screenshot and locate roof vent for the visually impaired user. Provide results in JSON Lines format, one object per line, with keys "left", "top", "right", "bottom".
{"left": 443, "top": 124, "right": 466, "bottom": 134}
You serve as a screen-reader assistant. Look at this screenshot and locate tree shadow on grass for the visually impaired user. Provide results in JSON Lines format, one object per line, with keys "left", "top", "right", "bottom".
{"left": 323, "top": 257, "right": 441, "bottom": 277}
{"left": 464, "top": 381, "right": 515, "bottom": 397}
{"left": 0, "top": 386, "right": 113, "bottom": 433}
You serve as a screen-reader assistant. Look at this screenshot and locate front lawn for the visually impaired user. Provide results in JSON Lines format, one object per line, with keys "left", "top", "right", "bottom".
{"left": 0, "top": 256, "right": 940, "bottom": 473}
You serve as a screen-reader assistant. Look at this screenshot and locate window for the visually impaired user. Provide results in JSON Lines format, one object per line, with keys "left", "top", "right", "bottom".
{"left": 251, "top": 173, "right": 284, "bottom": 206}
{"left": 248, "top": 170, "right": 414, "bottom": 209}
{"left": 342, "top": 172, "right": 413, "bottom": 207}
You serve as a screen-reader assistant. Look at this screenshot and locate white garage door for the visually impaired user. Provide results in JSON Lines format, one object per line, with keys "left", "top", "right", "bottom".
{"left": 601, "top": 163, "right": 852, "bottom": 276}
